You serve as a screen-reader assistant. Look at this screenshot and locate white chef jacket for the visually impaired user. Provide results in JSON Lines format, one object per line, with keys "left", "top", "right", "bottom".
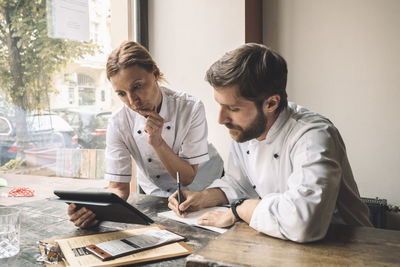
{"left": 208, "top": 102, "right": 372, "bottom": 243}
{"left": 105, "top": 86, "right": 224, "bottom": 197}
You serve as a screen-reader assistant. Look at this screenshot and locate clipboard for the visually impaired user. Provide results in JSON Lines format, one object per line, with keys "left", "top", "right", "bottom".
{"left": 38, "top": 225, "right": 195, "bottom": 267}
{"left": 53, "top": 190, "right": 154, "bottom": 225}
{"left": 85, "top": 228, "right": 185, "bottom": 261}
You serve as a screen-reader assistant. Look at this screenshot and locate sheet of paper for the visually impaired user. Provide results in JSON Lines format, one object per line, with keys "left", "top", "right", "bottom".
{"left": 91, "top": 229, "right": 184, "bottom": 258}
{"left": 158, "top": 207, "right": 229, "bottom": 234}
{"left": 55, "top": 225, "right": 192, "bottom": 267}
{"left": 48, "top": 0, "right": 90, "bottom": 41}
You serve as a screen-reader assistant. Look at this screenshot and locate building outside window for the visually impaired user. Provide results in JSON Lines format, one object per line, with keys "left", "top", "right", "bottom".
{"left": 77, "top": 74, "right": 96, "bottom": 106}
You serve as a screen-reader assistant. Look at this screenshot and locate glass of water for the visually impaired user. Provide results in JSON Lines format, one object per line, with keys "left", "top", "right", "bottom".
{"left": 0, "top": 207, "right": 20, "bottom": 258}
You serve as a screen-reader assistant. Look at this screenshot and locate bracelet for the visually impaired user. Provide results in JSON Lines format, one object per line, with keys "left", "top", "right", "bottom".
{"left": 231, "top": 198, "right": 247, "bottom": 221}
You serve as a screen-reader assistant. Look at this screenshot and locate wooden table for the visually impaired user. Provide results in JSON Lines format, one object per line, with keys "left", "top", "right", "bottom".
{"left": 0, "top": 193, "right": 219, "bottom": 266}
{"left": 3, "top": 192, "right": 400, "bottom": 267}
{"left": 186, "top": 221, "right": 400, "bottom": 267}
{"left": 0, "top": 173, "right": 108, "bottom": 206}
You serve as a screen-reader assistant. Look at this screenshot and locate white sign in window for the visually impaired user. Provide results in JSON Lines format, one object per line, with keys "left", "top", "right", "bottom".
{"left": 48, "top": 0, "right": 90, "bottom": 42}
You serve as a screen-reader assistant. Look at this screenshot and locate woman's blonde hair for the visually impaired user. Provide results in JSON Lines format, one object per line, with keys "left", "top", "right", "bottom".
{"left": 106, "top": 41, "right": 165, "bottom": 82}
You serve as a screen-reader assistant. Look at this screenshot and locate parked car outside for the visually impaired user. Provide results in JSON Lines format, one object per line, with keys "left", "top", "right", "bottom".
{"left": 51, "top": 108, "right": 111, "bottom": 149}
{"left": 0, "top": 113, "right": 78, "bottom": 166}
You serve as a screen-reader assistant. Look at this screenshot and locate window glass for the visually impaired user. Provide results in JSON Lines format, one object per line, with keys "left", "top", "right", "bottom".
{"left": 79, "top": 88, "right": 96, "bottom": 106}
{"left": 0, "top": 0, "right": 120, "bottom": 202}
{"left": 0, "top": 117, "right": 11, "bottom": 135}
{"left": 95, "top": 113, "right": 111, "bottom": 129}
{"left": 26, "top": 115, "right": 73, "bottom": 132}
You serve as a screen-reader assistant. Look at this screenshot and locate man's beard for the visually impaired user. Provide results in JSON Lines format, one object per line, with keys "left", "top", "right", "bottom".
{"left": 225, "top": 108, "right": 267, "bottom": 143}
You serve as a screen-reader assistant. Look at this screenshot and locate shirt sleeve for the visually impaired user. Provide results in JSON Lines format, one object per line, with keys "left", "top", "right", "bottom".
{"left": 178, "top": 101, "right": 209, "bottom": 165}
{"left": 207, "top": 142, "right": 259, "bottom": 201}
{"left": 249, "top": 125, "right": 342, "bottom": 243}
{"left": 104, "top": 117, "right": 132, "bottom": 183}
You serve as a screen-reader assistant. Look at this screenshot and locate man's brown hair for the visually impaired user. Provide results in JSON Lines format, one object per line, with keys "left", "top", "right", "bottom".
{"left": 206, "top": 43, "right": 288, "bottom": 113}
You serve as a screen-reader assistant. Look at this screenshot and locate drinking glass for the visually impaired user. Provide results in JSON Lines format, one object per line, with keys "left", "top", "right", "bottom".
{"left": 0, "top": 207, "right": 20, "bottom": 258}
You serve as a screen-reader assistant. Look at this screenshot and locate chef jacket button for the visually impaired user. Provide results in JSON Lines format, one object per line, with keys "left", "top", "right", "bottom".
{"left": 148, "top": 158, "right": 152, "bottom": 162}
{"left": 253, "top": 185, "right": 256, "bottom": 189}
{"left": 156, "top": 175, "right": 160, "bottom": 178}
{"left": 166, "top": 126, "right": 171, "bottom": 130}
{"left": 274, "top": 153, "right": 279, "bottom": 158}
{"left": 137, "top": 130, "right": 142, "bottom": 134}
{"left": 246, "top": 150, "right": 250, "bottom": 154}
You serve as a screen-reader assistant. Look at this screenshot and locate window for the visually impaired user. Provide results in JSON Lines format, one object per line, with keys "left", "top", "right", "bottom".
{"left": 79, "top": 88, "right": 96, "bottom": 106}
{"left": 77, "top": 74, "right": 96, "bottom": 106}
{"left": 68, "top": 87, "right": 75, "bottom": 105}
{"left": 0, "top": 0, "right": 128, "bottom": 202}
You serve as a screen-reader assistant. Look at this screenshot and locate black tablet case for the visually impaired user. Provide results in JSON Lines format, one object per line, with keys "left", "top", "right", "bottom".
{"left": 53, "top": 190, "right": 154, "bottom": 225}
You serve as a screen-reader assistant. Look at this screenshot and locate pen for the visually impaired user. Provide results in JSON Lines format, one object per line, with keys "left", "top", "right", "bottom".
{"left": 177, "top": 171, "right": 182, "bottom": 215}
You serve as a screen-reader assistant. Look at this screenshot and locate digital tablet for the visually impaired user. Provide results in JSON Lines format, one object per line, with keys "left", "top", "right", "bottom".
{"left": 53, "top": 190, "right": 154, "bottom": 225}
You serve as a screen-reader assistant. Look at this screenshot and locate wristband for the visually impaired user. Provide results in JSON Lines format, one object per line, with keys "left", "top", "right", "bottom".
{"left": 231, "top": 198, "right": 247, "bottom": 221}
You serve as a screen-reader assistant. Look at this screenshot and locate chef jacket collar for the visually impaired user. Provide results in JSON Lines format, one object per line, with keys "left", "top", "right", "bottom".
{"left": 249, "top": 105, "right": 290, "bottom": 145}
{"left": 158, "top": 88, "right": 172, "bottom": 123}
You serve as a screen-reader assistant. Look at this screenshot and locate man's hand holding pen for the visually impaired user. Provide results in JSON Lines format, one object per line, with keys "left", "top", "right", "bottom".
{"left": 168, "top": 189, "right": 204, "bottom": 217}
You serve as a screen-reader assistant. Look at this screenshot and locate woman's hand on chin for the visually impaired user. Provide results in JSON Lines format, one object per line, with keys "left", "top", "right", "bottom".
{"left": 139, "top": 109, "right": 165, "bottom": 147}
